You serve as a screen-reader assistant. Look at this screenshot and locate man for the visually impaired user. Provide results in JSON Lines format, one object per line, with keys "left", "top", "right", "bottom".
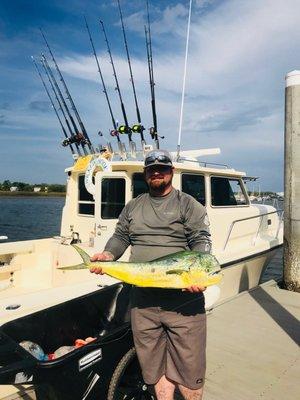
{"left": 91, "top": 149, "right": 211, "bottom": 400}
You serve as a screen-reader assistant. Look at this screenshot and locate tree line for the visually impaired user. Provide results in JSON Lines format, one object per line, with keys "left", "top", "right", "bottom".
{"left": 0, "top": 180, "right": 66, "bottom": 193}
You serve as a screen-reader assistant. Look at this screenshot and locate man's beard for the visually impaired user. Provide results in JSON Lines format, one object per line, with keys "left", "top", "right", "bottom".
{"left": 149, "top": 178, "right": 168, "bottom": 191}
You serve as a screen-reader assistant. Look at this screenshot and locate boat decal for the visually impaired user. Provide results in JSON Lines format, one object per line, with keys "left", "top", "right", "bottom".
{"left": 85, "top": 156, "right": 112, "bottom": 195}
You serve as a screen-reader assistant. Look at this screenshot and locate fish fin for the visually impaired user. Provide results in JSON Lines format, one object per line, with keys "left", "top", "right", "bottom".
{"left": 166, "top": 269, "right": 186, "bottom": 275}
{"left": 58, "top": 263, "right": 87, "bottom": 270}
{"left": 71, "top": 244, "right": 91, "bottom": 265}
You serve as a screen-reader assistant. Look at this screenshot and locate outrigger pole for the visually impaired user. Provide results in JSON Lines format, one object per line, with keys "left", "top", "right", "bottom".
{"left": 41, "top": 54, "right": 84, "bottom": 156}
{"left": 145, "top": 0, "right": 160, "bottom": 149}
{"left": 40, "top": 28, "right": 95, "bottom": 154}
{"left": 117, "top": 0, "right": 146, "bottom": 148}
{"left": 84, "top": 16, "right": 126, "bottom": 160}
{"left": 99, "top": 20, "right": 137, "bottom": 157}
{"left": 177, "top": 0, "right": 193, "bottom": 161}
{"left": 31, "top": 56, "right": 76, "bottom": 156}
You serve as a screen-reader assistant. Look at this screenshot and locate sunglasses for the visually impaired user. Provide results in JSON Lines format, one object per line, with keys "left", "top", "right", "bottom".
{"left": 144, "top": 154, "right": 172, "bottom": 167}
{"left": 145, "top": 165, "right": 172, "bottom": 174}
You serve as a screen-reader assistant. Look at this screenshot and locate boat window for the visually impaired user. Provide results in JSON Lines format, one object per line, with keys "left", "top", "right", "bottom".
{"left": 181, "top": 174, "right": 205, "bottom": 205}
{"left": 101, "top": 178, "right": 126, "bottom": 219}
{"left": 211, "top": 177, "right": 247, "bottom": 206}
{"left": 132, "top": 173, "right": 148, "bottom": 198}
{"left": 78, "top": 175, "right": 95, "bottom": 216}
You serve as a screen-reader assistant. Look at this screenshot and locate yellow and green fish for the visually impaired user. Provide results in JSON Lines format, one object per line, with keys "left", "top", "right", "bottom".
{"left": 59, "top": 245, "right": 222, "bottom": 288}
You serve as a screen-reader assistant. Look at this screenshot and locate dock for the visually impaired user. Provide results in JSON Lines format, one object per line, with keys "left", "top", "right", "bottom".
{"left": 205, "top": 280, "right": 300, "bottom": 400}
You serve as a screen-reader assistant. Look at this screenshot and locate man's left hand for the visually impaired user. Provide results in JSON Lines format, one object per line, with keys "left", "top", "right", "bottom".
{"left": 184, "top": 285, "right": 207, "bottom": 293}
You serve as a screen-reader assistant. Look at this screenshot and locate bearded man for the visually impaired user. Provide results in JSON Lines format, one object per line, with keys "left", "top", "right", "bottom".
{"left": 91, "top": 149, "right": 211, "bottom": 400}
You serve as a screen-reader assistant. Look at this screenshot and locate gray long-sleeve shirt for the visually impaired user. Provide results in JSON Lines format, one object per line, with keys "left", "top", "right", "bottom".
{"left": 104, "top": 188, "right": 211, "bottom": 312}
{"left": 105, "top": 188, "right": 211, "bottom": 262}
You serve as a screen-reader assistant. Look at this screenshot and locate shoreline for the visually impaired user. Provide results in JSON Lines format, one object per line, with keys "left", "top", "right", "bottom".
{"left": 0, "top": 191, "right": 66, "bottom": 197}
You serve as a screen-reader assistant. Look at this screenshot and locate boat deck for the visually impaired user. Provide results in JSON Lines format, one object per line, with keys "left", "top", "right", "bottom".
{"left": 1, "top": 279, "right": 299, "bottom": 400}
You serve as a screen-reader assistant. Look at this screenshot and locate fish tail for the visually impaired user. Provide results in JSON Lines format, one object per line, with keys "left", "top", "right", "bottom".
{"left": 59, "top": 263, "right": 86, "bottom": 270}
{"left": 72, "top": 244, "right": 91, "bottom": 265}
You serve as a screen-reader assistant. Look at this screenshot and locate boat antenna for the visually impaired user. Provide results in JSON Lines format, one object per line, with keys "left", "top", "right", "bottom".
{"left": 117, "top": 0, "right": 146, "bottom": 147}
{"left": 31, "top": 56, "right": 76, "bottom": 156}
{"left": 145, "top": 0, "right": 163, "bottom": 149}
{"left": 99, "top": 20, "right": 136, "bottom": 157}
{"left": 84, "top": 16, "right": 126, "bottom": 160}
{"left": 40, "top": 28, "right": 94, "bottom": 154}
{"left": 177, "top": 0, "right": 192, "bottom": 161}
{"left": 41, "top": 53, "right": 84, "bottom": 155}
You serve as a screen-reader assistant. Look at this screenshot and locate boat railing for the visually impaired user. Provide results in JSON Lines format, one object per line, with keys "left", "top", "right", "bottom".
{"left": 223, "top": 210, "right": 284, "bottom": 251}
{"left": 179, "top": 158, "right": 230, "bottom": 169}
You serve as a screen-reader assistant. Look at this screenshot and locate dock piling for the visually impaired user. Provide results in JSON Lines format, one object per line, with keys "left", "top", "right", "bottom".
{"left": 284, "top": 70, "right": 300, "bottom": 292}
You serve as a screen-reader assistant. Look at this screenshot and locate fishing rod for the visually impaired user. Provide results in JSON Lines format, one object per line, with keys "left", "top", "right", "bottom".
{"left": 40, "top": 55, "right": 83, "bottom": 156}
{"left": 99, "top": 20, "right": 136, "bottom": 157}
{"left": 31, "top": 56, "right": 76, "bottom": 156}
{"left": 84, "top": 16, "right": 126, "bottom": 159}
{"left": 117, "top": 0, "right": 146, "bottom": 147}
{"left": 40, "top": 28, "right": 94, "bottom": 154}
{"left": 145, "top": 0, "right": 162, "bottom": 149}
{"left": 41, "top": 54, "right": 84, "bottom": 155}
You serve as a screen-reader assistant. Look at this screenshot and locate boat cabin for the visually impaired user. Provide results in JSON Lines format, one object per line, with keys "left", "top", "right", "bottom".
{"left": 60, "top": 154, "right": 282, "bottom": 268}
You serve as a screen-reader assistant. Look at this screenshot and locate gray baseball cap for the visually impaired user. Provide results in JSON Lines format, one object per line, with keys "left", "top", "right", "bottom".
{"left": 144, "top": 149, "right": 173, "bottom": 168}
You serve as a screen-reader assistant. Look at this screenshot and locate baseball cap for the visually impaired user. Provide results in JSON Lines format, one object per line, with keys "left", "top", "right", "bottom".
{"left": 144, "top": 149, "right": 173, "bottom": 168}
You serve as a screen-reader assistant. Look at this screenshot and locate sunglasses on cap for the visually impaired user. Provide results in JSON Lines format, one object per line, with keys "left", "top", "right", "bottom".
{"left": 145, "top": 165, "right": 173, "bottom": 173}
{"left": 144, "top": 154, "right": 172, "bottom": 167}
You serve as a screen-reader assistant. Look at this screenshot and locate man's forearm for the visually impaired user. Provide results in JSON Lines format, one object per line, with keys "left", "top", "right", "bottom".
{"left": 189, "top": 231, "right": 212, "bottom": 253}
{"left": 104, "top": 236, "right": 129, "bottom": 260}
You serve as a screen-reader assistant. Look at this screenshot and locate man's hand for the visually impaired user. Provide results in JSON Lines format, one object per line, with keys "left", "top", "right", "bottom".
{"left": 184, "top": 285, "right": 207, "bottom": 293}
{"left": 90, "top": 251, "right": 114, "bottom": 275}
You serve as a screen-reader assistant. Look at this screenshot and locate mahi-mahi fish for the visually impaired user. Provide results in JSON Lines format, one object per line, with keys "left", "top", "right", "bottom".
{"left": 60, "top": 245, "right": 222, "bottom": 288}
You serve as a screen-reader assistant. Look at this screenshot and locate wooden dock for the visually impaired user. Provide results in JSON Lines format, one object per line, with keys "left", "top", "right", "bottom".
{"left": 205, "top": 280, "right": 300, "bottom": 400}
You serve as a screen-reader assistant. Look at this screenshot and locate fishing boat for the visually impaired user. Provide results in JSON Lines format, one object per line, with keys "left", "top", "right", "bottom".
{"left": 0, "top": 149, "right": 283, "bottom": 321}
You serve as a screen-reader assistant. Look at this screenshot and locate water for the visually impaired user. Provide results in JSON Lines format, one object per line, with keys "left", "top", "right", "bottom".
{"left": 0, "top": 196, "right": 283, "bottom": 281}
{"left": 0, "top": 196, "right": 65, "bottom": 242}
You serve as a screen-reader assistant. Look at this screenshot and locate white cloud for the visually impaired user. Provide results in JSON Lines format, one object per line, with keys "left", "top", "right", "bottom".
{"left": 3, "top": 0, "right": 299, "bottom": 190}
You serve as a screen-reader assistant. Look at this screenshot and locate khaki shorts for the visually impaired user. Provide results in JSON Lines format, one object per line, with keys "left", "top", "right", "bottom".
{"left": 131, "top": 306, "right": 206, "bottom": 390}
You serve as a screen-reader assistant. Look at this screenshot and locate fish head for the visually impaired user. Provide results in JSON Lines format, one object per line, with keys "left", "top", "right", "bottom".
{"left": 188, "top": 253, "right": 222, "bottom": 284}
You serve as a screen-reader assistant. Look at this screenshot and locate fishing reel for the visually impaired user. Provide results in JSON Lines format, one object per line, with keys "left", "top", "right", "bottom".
{"left": 62, "top": 133, "right": 88, "bottom": 147}
{"left": 110, "top": 129, "right": 119, "bottom": 137}
{"left": 131, "top": 124, "right": 145, "bottom": 134}
{"left": 118, "top": 125, "right": 132, "bottom": 135}
{"left": 149, "top": 127, "right": 165, "bottom": 140}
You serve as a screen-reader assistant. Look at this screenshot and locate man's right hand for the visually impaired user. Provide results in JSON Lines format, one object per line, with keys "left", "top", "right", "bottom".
{"left": 90, "top": 251, "right": 114, "bottom": 275}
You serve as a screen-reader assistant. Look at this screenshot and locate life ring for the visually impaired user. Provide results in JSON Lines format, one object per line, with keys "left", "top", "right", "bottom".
{"left": 84, "top": 156, "right": 111, "bottom": 195}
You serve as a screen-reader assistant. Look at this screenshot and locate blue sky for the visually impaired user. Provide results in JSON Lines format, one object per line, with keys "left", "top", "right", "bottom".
{"left": 0, "top": 0, "right": 299, "bottom": 191}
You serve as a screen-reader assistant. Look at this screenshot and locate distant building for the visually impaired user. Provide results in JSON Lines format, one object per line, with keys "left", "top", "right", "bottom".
{"left": 10, "top": 187, "right": 18, "bottom": 192}
{"left": 34, "top": 187, "right": 41, "bottom": 192}
{"left": 44, "top": 187, "right": 48, "bottom": 193}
